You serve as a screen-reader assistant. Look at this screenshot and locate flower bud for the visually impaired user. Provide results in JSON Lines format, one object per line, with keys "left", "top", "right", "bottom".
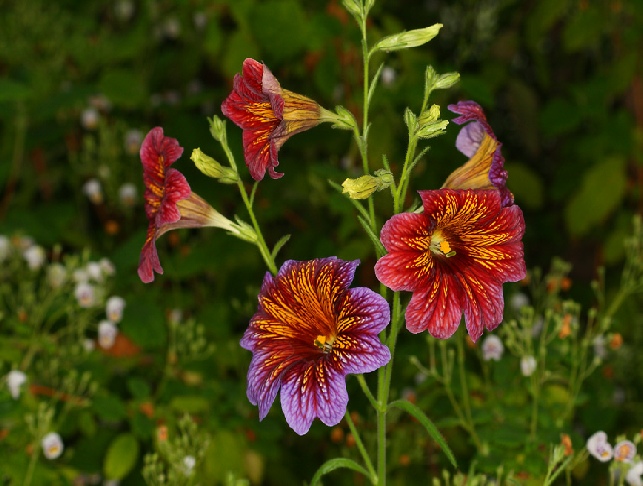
{"left": 232, "top": 217, "right": 258, "bottom": 244}
{"left": 435, "top": 72, "right": 460, "bottom": 90}
{"left": 404, "top": 108, "right": 418, "bottom": 134}
{"left": 191, "top": 148, "right": 238, "bottom": 183}
{"left": 373, "top": 24, "right": 442, "bottom": 53}
{"left": 342, "top": 169, "right": 393, "bottom": 199}
{"left": 208, "top": 115, "right": 227, "bottom": 142}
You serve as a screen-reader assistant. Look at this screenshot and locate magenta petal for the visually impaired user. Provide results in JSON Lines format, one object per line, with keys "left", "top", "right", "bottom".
{"left": 280, "top": 362, "right": 348, "bottom": 435}
{"left": 455, "top": 121, "right": 486, "bottom": 158}
{"left": 137, "top": 237, "right": 163, "bottom": 283}
{"left": 405, "top": 278, "right": 463, "bottom": 338}
{"left": 156, "top": 168, "right": 190, "bottom": 225}
{"left": 245, "top": 348, "right": 285, "bottom": 420}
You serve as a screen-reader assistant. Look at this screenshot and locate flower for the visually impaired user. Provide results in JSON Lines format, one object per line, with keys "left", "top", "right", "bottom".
{"left": 124, "top": 129, "right": 143, "bottom": 155}
{"left": 627, "top": 462, "right": 643, "bottom": 486}
{"left": 222, "top": 58, "right": 330, "bottom": 181}
{"left": 81, "top": 107, "right": 99, "bottom": 130}
{"left": 520, "top": 355, "right": 537, "bottom": 376}
{"left": 106, "top": 296, "right": 126, "bottom": 323}
{"left": 23, "top": 245, "right": 45, "bottom": 270}
{"left": 446, "top": 100, "right": 513, "bottom": 207}
{"left": 83, "top": 178, "right": 103, "bottom": 204}
{"left": 481, "top": 334, "right": 504, "bottom": 361}
{"left": 593, "top": 335, "right": 607, "bottom": 359}
{"left": 98, "top": 320, "right": 118, "bottom": 349}
{"left": 241, "top": 258, "right": 391, "bottom": 435}
{"left": 85, "top": 261, "right": 104, "bottom": 281}
{"left": 587, "top": 431, "right": 614, "bottom": 462}
{"left": 42, "top": 432, "right": 64, "bottom": 459}
{"left": 138, "top": 127, "right": 241, "bottom": 283}
{"left": 561, "top": 434, "right": 573, "bottom": 456}
{"left": 614, "top": 440, "right": 637, "bottom": 462}
{"left": 375, "top": 189, "right": 526, "bottom": 342}
{"left": 74, "top": 282, "right": 96, "bottom": 308}
{"left": 119, "top": 183, "right": 137, "bottom": 206}
{"left": 183, "top": 455, "right": 196, "bottom": 476}
{"left": 6, "top": 370, "right": 27, "bottom": 399}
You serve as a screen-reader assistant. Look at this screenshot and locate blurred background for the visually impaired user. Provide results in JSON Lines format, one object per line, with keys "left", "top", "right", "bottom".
{"left": 0, "top": 0, "right": 641, "bottom": 484}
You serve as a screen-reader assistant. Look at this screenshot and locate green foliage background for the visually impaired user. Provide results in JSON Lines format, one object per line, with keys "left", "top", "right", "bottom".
{"left": 0, "top": 0, "right": 641, "bottom": 484}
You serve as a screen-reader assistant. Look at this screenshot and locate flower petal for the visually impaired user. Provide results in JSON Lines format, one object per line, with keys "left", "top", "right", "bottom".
{"left": 405, "top": 273, "right": 463, "bottom": 338}
{"left": 137, "top": 227, "right": 163, "bottom": 283}
{"left": 280, "top": 360, "right": 348, "bottom": 435}
{"left": 156, "top": 168, "right": 191, "bottom": 225}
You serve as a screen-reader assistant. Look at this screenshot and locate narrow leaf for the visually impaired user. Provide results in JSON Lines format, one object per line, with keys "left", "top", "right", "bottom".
{"left": 388, "top": 399, "right": 457, "bottom": 468}
{"left": 310, "top": 457, "right": 371, "bottom": 486}
{"left": 271, "top": 234, "right": 291, "bottom": 259}
{"left": 358, "top": 215, "right": 385, "bottom": 258}
{"left": 367, "top": 63, "right": 385, "bottom": 106}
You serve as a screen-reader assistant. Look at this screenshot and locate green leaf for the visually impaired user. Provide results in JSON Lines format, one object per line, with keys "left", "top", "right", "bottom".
{"left": 169, "top": 396, "right": 211, "bottom": 413}
{"left": 562, "top": 7, "right": 603, "bottom": 53}
{"left": 126, "top": 377, "right": 150, "bottom": 399}
{"left": 271, "top": 234, "right": 291, "bottom": 260}
{"left": 388, "top": 399, "right": 457, "bottom": 468}
{"left": 565, "top": 157, "right": 626, "bottom": 236}
{"left": 104, "top": 433, "right": 139, "bottom": 480}
{"left": 357, "top": 216, "right": 385, "bottom": 258}
{"left": 310, "top": 458, "right": 371, "bottom": 486}
{"left": 93, "top": 395, "right": 127, "bottom": 422}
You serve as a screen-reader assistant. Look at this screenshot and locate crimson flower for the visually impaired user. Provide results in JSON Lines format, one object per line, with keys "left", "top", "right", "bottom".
{"left": 445, "top": 100, "right": 513, "bottom": 207}
{"left": 375, "top": 189, "right": 526, "bottom": 342}
{"left": 221, "top": 58, "right": 328, "bottom": 181}
{"left": 138, "top": 127, "right": 239, "bottom": 283}
{"left": 241, "top": 258, "right": 390, "bottom": 435}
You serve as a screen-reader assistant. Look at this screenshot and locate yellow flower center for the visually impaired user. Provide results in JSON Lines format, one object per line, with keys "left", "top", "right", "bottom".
{"left": 430, "top": 231, "right": 456, "bottom": 257}
{"left": 314, "top": 334, "right": 335, "bottom": 354}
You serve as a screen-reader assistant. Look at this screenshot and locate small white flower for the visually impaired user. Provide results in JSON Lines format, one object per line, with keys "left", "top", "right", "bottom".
{"left": 42, "top": 432, "right": 64, "bottom": 459}
{"left": 99, "top": 258, "right": 116, "bottom": 276}
{"left": 86, "top": 261, "right": 104, "bottom": 282}
{"left": 98, "top": 320, "right": 118, "bottom": 349}
{"left": 118, "top": 183, "right": 137, "bottom": 207}
{"left": 83, "top": 178, "right": 103, "bottom": 204}
{"left": 481, "top": 335, "right": 504, "bottom": 361}
{"left": 614, "top": 440, "right": 637, "bottom": 463}
{"left": 520, "top": 355, "right": 537, "bottom": 376}
{"left": 6, "top": 370, "right": 27, "bottom": 399}
{"left": 626, "top": 462, "right": 643, "bottom": 486}
{"left": 381, "top": 66, "right": 396, "bottom": 86}
{"left": 510, "top": 292, "right": 529, "bottom": 310}
{"left": 106, "top": 296, "right": 126, "bottom": 323}
{"left": 23, "top": 245, "right": 46, "bottom": 270}
{"left": 587, "top": 431, "right": 613, "bottom": 462}
{"left": 124, "top": 129, "right": 142, "bottom": 155}
{"left": 83, "top": 338, "right": 95, "bottom": 352}
{"left": 75, "top": 282, "right": 96, "bottom": 308}
{"left": 183, "top": 455, "right": 196, "bottom": 475}
{"left": 47, "top": 263, "right": 67, "bottom": 288}
{"left": 593, "top": 335, "right": 607, "bottom": 360}
{"left": 0, "top": 235, "right": 10, "bottom": 261}
{"left": 81, "top": 107, "right": 100, "bottom": 130}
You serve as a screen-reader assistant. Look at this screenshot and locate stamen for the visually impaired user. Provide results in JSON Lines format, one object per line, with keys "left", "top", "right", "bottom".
{"left": 314, "top": 334, "right": 335, "bottom": 354}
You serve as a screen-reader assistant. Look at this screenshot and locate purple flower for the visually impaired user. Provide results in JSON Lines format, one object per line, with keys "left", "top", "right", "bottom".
{"left": 241, "top": 258, "right": 390, "bottom": 435}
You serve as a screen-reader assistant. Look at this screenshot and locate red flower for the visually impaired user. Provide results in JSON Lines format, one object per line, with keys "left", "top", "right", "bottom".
{"left": 445, "top": 100, "right": 513, "bottom": 207}
{"left": 138, "top": 127, "right": 239, "bottom": 283}
{"left": 374, "top": 189, "right": 526, "bottom": 342}
{"left": 221, "top": 58, "right": 325, "bottom": 181}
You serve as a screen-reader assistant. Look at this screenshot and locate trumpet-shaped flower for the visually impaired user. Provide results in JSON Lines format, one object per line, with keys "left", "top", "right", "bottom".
{"left": 375, "top": 189, "right": 526, "bottom": 342}
{"left": 241, "top": 258, "right": 391, "bottom": 435}
{"left": 222, "top": 58, "right": 328, "bottom": 181}
{"left": 138, "top": 127, "right": 240, "bottom": 283}
{"left": 446, "top": 100, "right": 513, "bottom": 207}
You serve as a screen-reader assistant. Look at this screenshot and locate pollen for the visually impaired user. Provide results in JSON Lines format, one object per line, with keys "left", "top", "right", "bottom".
{"left": 314, "top": 334, "right": 335, "bottom": 354}
{"left": 430, "top": 231, "right": 456, "bottom": 258}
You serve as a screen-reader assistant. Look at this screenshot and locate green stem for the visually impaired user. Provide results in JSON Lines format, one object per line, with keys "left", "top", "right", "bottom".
{"left": 456, "top": 330, "right": 483, "bottom": 451}
{"left": 356, "top": 374, "right": 378, "bottom": 410}
{"left": 22, "top": 446, "right": 39, "bottom": 486}
{"left": 345, "top": 410, "right": 377, "bottom": 483}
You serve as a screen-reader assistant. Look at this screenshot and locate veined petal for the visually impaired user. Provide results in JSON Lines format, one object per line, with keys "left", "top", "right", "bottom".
{"left": 241, "top": 258, "right": 390, "bottom": 434}
{"left": 137, "top": 228, "right": 163, "bottom": 283}
{"left": 280, "top": 361, "right": 348, "bottom": 435}
{"left": 156, "top": 168, "right": 190, "bottom": 225}
{"left": 374, "top": 251, "right": 434, "bottom": 292}
{"left": 379, "top": 212, "right": 432, "bottom": 252}
{"left": 405, "top": 273, "right": 462, "bottom": 338}
{"left": 242, "top": 126, "right": 281, "bottom": 181}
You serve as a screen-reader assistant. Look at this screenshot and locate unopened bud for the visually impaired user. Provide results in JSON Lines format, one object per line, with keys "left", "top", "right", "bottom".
{"left": 435, "top": 72, "right": 460, "bottom": 90}
{"left": 208, "top": 116, "right": 226, "bottom": 142}
{"left": 342, "top": 169, "right": 393, "bottom": 199}
{"left": 191, "top": 148, "right": 238, "bottom": 183}
{"left": 373, "top": 24, "right": 442, "bottom": 54}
